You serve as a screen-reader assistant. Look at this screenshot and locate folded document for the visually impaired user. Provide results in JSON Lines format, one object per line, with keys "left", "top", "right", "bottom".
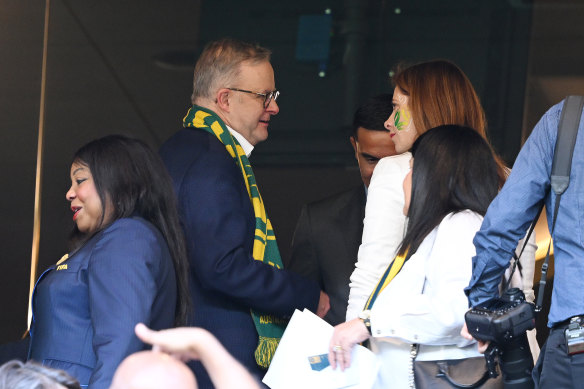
{"left": 263, "top": 309, "right": 379, "bottom": 389}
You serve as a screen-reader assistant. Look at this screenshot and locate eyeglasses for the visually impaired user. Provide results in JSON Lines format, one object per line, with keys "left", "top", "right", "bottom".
{"left": 227, "top": 88, "right": 280, "bottom": 108}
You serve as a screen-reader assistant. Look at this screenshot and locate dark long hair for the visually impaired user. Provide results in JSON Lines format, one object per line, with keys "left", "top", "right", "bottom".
{"left": 397, "top": 125, "right": 499, "bottom": 258}
{"left": 71, "top": 135, "right": 190, "bottom": 325}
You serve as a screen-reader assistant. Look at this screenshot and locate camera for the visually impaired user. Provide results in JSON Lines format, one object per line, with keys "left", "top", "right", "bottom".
{"left": 465, "top": 288, "right": 535, "bottom": 389}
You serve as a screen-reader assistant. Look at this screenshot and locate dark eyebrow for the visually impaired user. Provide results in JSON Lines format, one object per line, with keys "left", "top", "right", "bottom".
{"left": 72, "top": 167, "right": 86, "bottom": 175}
{"left": 360, "top": 152, "right": 380, "bottom": 160}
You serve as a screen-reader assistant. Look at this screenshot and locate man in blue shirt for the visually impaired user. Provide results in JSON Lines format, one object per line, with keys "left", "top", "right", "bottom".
{"left": 464, "top": 99, "right": 584, "bottom": 387}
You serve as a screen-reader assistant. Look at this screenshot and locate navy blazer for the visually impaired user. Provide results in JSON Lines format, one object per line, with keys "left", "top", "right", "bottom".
{"left": 29, "top": 217, "right": 177, "bottom": 389}
{"left": 160, "top": 127, "right": 320, "bottom": 388}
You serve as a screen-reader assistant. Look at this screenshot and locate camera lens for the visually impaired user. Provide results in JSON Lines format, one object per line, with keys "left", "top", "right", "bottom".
{"left": 503, "top": 288, "right": 526, "bottom": 303}
{"left": 499, "top": 333, "right": 534, "bottom": 389}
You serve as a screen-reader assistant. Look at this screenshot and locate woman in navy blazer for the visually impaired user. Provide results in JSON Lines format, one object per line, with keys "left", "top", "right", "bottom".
{"left": 28, "top": 135, "right": 190, "bottom": 389}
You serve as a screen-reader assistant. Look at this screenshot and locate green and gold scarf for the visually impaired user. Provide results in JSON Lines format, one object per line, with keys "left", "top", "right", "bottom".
{"left": 183, "top": 105, "right": 286, "bottom": 368}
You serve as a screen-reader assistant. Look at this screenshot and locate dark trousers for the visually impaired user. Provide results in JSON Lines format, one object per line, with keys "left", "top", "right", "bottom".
{"left": 533, "top": 326, "right": 584, "bottom": 388}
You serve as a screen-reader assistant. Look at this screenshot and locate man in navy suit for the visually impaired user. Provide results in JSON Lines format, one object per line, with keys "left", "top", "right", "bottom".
{"left": 160, "top": 38, "right": 328, "bottom": 389}
{"left": 288, "top": 94, "right": 396, "bottom": 325}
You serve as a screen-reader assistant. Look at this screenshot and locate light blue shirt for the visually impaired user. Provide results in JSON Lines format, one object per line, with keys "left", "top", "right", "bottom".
{"left": 465, "top": 99, "right": 584, "bottom": 327}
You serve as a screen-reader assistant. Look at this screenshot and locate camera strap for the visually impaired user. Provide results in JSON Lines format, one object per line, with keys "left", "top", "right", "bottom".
{"left": 535, "top": 95, "right": 584, "bottom": 312}
{"left": 502, "top": 207, "right": 542, "bottom": 292}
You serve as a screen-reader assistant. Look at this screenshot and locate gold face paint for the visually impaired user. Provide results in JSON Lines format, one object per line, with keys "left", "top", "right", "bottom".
{"left": 387, "top": 87, "right": 418, "bottom": 154}
{"left": 394, "top": 108, "right": 412, "bottom": 131}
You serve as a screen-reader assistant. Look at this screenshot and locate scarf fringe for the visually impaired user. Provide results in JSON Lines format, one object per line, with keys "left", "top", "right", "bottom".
{"left": 254, "top": 336, "right": 280, "bottom": 368}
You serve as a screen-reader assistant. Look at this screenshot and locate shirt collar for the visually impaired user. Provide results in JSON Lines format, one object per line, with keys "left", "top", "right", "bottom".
{"left": 227, "top": 126, "right": 254, "bottom": 157}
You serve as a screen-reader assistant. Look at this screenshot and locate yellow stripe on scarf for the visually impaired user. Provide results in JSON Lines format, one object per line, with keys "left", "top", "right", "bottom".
{"left": 190, "top": 110, "right": 211, "bottom": 128}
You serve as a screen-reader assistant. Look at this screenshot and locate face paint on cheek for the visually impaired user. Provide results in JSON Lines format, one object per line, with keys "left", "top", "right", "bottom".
{"left": 394, "top": 108, "right": 413, "bottom": 131}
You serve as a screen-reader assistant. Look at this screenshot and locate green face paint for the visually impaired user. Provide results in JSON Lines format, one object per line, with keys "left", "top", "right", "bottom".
{"left": 394, "top": 108, "right": 412, "bottom": 131}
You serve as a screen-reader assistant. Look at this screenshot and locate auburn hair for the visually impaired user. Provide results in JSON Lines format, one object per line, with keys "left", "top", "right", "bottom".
{"left": 393, "top": 60, "right": 507, "bottom": 186}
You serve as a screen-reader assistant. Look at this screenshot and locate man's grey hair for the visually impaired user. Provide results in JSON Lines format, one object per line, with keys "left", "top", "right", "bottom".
{"left": 0, "top": 360, "right": 81, "bottom": 389}
{"left": 191, "top": 38, "right": 271, "bottom": 104}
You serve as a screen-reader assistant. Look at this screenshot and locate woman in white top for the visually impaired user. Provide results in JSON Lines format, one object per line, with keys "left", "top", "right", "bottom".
{"left": 346, "top": 60, "right": 509, "bottom": 320}
{"left": 329, "top": 125, "right": 501, "bottom": 388}
{"left": 345, "top": 60, "right": 539, "bottom": 361}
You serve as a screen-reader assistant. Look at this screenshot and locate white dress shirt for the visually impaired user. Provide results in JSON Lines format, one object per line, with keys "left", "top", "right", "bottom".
{"left": 227, "top": 126, "right": 254, "bottom": 157}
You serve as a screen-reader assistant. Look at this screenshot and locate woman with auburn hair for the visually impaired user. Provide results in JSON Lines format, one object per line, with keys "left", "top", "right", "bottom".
{"left": 345, "top": 59, "right": 539, "bottom": 360}
{"left": 331, "top": 126, "right": 502, "bottom": 388}
{"left": 392, "top": 60, "right": 486, "bottom": 137}
{"left": 28, "top": 135, "right": 190, "bottom": 389}
{"left": 390, "top": 60, "right": 506, "bottom": 184}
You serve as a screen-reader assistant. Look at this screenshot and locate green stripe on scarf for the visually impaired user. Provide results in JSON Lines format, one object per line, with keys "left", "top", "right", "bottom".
{"left": 364, "top": 250, "right": 408, "bottom": 310}
{"left": 183, "top": 105, "right": 286, "bottom": 368}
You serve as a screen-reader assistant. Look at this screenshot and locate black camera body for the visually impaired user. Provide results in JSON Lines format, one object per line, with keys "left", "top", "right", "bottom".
{"left": 465, "top": 288, "right": 535, "bottom": 389}
{"left": 465, "top": 288, "right": 536, "bottom": 343}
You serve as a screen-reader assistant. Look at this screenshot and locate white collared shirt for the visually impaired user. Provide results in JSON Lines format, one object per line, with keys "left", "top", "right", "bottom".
{"left": 227, "top": 126, "right": 254, "bottom": 157}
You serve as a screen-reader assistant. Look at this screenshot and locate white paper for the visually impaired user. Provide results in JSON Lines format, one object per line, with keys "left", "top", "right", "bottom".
{"left": 263, "top": 309, "right": 379, "bottom": 389}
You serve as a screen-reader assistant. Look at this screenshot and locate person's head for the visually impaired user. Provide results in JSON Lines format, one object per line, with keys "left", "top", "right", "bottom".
{"left": 0, "top": 360, "right": 80, "bottom": 389}
{"left": 350, "top": 94, "right": 398, "bottom": 187}
{"left": 67, "top": 135, "right": 191, "bottom": 325}
{"left": 399, "top": 125, "right": 499, "bottom": 258}
{"left": 110, "top": 351, "right": 197, "bottom": 389}
{"left": 385, "top": 60, "right": 487, "bottom": 154}
{"left": 67, "top": 135, "right": 176, "bottom": 235}
{"left": 191, "top": 38, "right": 279, "bottom": 146}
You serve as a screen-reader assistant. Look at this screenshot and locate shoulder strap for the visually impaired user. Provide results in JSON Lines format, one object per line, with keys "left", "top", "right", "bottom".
{"left": 535, "top": 95, "right": 584, "bottom": 311}
{"left": 551, "top": 95, "right": 584, "bottom": 194}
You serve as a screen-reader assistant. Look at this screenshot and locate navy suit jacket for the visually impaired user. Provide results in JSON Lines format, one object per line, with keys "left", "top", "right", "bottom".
{"left": 288, "top": 185, "right": 365, "bottom": 325}
{"left": 29, "top": 217, "right": 177, "bottom": 389}
{"left": 160, "top": 127, "right": 320, "bottom": 388}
